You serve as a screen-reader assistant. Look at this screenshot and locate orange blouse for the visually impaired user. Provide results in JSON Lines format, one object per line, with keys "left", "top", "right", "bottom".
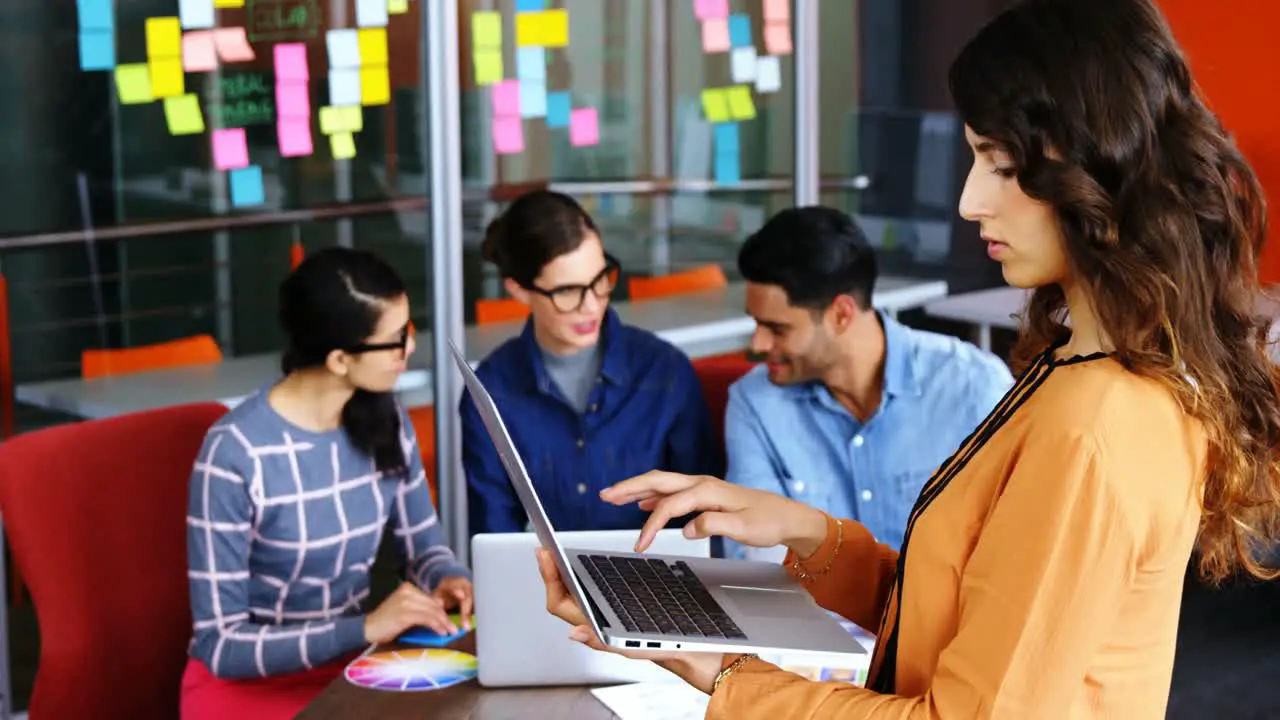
{"left": 707, "top": 349, "right": 1207, "bottom": 719}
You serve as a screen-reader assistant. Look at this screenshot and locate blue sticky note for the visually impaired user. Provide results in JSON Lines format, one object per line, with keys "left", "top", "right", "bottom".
{"left": 229, "top": 166, "right": 265, "bottom": 207}
{"left": 715, "top": 122, "right": 739, "bottom": 156}
{"left": 520, "top": 80, "right": 547, "bottom": 118}
{"left": 516, "top": 46, "right": 546, "bottom": 82}
{"left": 77, "top": 0, "right": 114, "bottom": 31}
{"left": 546, "top": 91, "right": 572, "bottom": 128}
{"left": 715, "top": 152, "right": 741, "bottom": 185}
{"left": 79, "top": 30, "right": 115, "bottom": 70}
{"left": 728, "top": 14, "right": 752, "bottom": 47}
{"left": 515, "top": 0, "right": 546, "bottom": 11}
{"left": 399, "top": 626, "right": 469, "bottom": 647}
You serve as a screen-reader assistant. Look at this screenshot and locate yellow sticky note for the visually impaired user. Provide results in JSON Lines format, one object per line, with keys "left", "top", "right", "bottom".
{"left": 114, "top": 64, "right": 154, "bottom": 105}
{"left": 473, "top": 49, "right": 503, "bottom": 86}
{"left": 726, "top": 86, "right": 756, "bottom": 120}
{"left": 701, "top": 89, "right": 730, "bottom": 123}
{"left": 358, "top": 28, "right": 388, "bottom": 66}
{"left": 214, "top": 0, "right": 245, "bottom": 6}
{"left": 164, "top": 94, "right": 205, "bottom": 135}
{"left": 150, "top": 58, "right": 185, "bottom": 98}
{"left": 472, "top": 11, "right": 502, "bottom": 49}
{"left": 388, "top": 0, "right": 408, "bottom": 13}
{"left": 516, "top": 9, "right": 569, "bottom": 48}
{"left": 146, "top": 17, "right": 182, "bottom": 59}
{"left": 319, "top": 105, "right": 364, "bottom": 135}
{"left": 331, "top": 132, "right": 356, "bottom": 160}
{"left": 360, "top": 66, "right": 390, "bottom": 106}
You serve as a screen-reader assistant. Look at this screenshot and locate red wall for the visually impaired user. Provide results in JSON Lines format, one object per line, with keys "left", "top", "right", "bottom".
{"left": 1160, "top": 1, "right": 1280, "bottom": 282}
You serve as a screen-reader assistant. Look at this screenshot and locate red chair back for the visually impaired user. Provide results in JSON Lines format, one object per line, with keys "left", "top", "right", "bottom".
{"left": 692, "top": 352, "right": 757, "bottom": 457}
{"left": 0, "top": 402, "right": 228, "bottom": 719}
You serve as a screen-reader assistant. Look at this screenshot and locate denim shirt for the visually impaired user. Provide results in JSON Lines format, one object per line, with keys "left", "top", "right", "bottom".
{"left": 723, "top": 313, "right": 1014, "bottom": 557}
{"left": 462, "top": 308, "right": 723, "bottom": 535}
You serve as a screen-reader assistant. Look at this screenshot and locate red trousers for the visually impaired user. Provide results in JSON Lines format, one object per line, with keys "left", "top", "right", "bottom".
{"left": 180, "top": 654, "right": 358, "bottom": 720}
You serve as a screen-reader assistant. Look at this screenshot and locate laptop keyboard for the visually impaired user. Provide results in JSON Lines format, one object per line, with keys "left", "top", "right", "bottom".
{"left": 578, "top": 555, "right": 747, "bottom": 639}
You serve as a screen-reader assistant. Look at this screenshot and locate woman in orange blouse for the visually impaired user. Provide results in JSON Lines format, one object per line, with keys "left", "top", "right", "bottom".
{"left": 537, "top": 0, "right": 1280, "bottom": 717}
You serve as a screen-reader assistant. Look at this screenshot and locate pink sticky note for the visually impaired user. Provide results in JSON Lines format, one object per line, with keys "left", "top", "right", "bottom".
{"left": 211, "top": 128, "right": 249, "bottom": 170}
{"left": 763, "top": 0, "right": 790, "bottom": 22}
{"left": 694, "top": 0, "right": 729, "bottom": 21}
{"left": 212, "top": 27, "right": 255, "bottom": 62}
{"left": 491, "top": 79, "right": 521, "bottom": 118}
{"left": 569, "top": 107, "right": 599, "bottom": 147}
{"left": 492, "top": 117, "right": 524, "bottom": 155}
{"left": 701, "top": 19, "right": 731, "bottom": 53}
{"left": 274, "top": 43, "right": 308, "bottom": 82}
{"left": 182, "top": 31, "right": 218, "bottom": 72}
{"left": 764, "top": 21, "right": 792, "bottom": 55}
{"left": 278, "top": 118, "right": 314, "bottom": 157}
{"left": 276, "top": 82, "right": 310, "bottom": 119}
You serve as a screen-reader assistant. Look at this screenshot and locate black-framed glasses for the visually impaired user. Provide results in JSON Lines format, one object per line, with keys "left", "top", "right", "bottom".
{"left": 527, "top": 254, "right": 621, "bottom": 313}
{"left": 345, "top": 324, "right": 411, "bottom": 355}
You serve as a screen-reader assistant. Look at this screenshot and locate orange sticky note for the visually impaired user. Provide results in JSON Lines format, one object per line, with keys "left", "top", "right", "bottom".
{"left": 764, "top": 21, "right": 792, "bottom": 55}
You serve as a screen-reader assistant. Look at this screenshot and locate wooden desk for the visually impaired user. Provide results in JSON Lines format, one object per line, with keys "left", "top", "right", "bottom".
{"left": 297, "top": 634, "right": 620, "bottom": 719}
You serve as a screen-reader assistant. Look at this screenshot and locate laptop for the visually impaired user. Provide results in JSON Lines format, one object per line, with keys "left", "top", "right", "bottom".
{"left": 449, "top": 341, "right": 866, "bottom": 659}
{"left": 473, "top": 529, "right": 710, "bottom": 686}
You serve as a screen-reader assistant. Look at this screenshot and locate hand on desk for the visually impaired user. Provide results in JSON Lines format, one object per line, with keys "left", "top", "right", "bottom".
{"left": 364, "top": 581, "right": 459, "bottom": 644}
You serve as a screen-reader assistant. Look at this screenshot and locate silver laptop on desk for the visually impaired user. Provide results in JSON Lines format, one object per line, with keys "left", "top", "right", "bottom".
{"left": 448, "top": 341, "right": 865, "bottom": 659}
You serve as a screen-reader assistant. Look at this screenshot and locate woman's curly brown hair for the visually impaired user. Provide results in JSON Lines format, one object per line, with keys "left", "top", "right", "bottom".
{"left": 949, "top": 0, "right": 1280, "bottom": 583}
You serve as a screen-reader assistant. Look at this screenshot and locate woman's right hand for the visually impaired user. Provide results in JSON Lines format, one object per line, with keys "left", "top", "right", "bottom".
{"left": 364, "top": 581, "right": 457, "bottom": 644}
{"left": 600, "top": 471, "right": 830, "bottom": 559}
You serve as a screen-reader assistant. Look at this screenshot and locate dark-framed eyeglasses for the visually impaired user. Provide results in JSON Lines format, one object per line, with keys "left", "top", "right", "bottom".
{"left": 345, "top": 324, "right": 411, "bottom": 355}
{"left": 526, "top": 254, "right": 622, "bottom": 314}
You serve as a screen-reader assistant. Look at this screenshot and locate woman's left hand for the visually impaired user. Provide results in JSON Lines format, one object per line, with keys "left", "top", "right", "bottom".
{"left": 536, "top": 547, "right": 725, "bottom": 694}
{"left": 432, "top": 576, "right": 474, "bottom": 629}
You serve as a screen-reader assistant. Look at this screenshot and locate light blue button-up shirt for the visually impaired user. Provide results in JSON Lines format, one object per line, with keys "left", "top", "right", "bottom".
{"left": 723, "top": 313, "right": 1014, "bottom": 558}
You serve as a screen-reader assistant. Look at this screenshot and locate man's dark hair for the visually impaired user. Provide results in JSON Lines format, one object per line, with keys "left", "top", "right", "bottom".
{"left": 737, "top": 206, "right": 877, "bottom": 311}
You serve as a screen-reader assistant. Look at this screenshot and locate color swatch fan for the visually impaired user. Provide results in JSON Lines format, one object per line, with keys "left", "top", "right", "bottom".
{"left": 344, "top": 648, "right": 478, "bottom": 692}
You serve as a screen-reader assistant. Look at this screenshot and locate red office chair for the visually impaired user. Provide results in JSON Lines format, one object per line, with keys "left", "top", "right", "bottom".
{"left": 692, "top": 352, "right": 758, "bottom": 458}
{"left": 0, "top": 402, "right": 228, "bottom": 719}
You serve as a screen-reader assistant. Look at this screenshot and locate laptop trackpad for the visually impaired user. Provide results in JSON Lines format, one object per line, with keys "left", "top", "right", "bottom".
{"left": 721, "top": 586, "right": 813, "bottom": 619}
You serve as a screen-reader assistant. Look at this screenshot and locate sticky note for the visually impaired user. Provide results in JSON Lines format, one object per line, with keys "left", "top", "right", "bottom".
{"left": 326, "top": 29, "right": 361, "bottom": 69}
{"left": 355, "top": 0, "right": 388, "bottom": 28}
{"left": 520, "top": 80, "right": 546, "bottom": 118}
{"left": 77, "top": 0, "right": 114, "bottom": 31}
{"left": 276, "top": 82, "right": 310, "bottom": 118}
{"left": 182, "top": 31, "right": 218, "bottom": 72}
{"left": 388, "top": 0, "right": 409, "bottom": 14}
{"left": 278, "top": 118, "right": 314, "bottom": 157}
{"left": 213, "top": 28, "right": 255, "bottom": 62}
{"left": 472, "top": 11, "right": 502, "bottom": 48}
{"left": 146, "top": 17, "right": 182, "bottom": 59}
{"left": 79, "top": 30, "right": 115, "bottom": 71}
{"left": 726, "top": 86, "right": 756, "bottom": 120}
{"left": 701, "top": 19, "right": 730, "bottom": 53}
{"left": 765, "top": 22, "right": 792, "bottom": 55}
{"left": 164, "top": 94, "right": 204, "bottom": 135}
{"left": 515, "top": 0, "right": 545, "bottom": 10}
{"left": 211, "top": 128, "right": 249, "bottom": 170}
{"left": 516, "top": 47, "right": 545, "bottom": 82}
{"left": 728, "top": 15, "right": 751, "bottom": 47}
{"left": 731, "top": 47, "right": 756, "bottom": 83}
{"left": 229, "top": 165, "right": 265, "bottom": 207}
{"left": 214, "top": 0, "right": 246, "bottom": 6}
{"left": 755, "top": 56, "right": 782, "bottom": 93}
{"left": 491, "top": 79, "right": 520, "bottom": 117}
{"left": 516, "top": 9, "right": 568, "bottom": 48}
{"left": 274, "top": 43, "right": 308, "bottom": 82}
{"left": 114, "top": 64, "right": 153, "bottom": 104}
{"left": 694, "top": 0, "right": 729, "bottom": 21}
{"left": 328, "top": 69, "right": 361, "bottom": 106}
{"left": 358, "top": 28, "right": 388, "bottom": 65}
{"left": 473, "top": 49, "right": 503, "bottom": 86}
{"left": 180, "top": 0, "right": 215, "bottom": 30}
{"left": 569, "top": 107, "right": 599, "bottom": 147}
{"left": 150, "top": 58, "right": 185, "bottom": 97}
{"left": 492, "top": 117, "right": 524, "bottom": 155}
{"left": 700, "top": 89, "right": 729, "bottom": 123}
{"left": 715, "top": 152, "right": 740, "bottom": 185}
{"left": 360, "top": 66, "right": 390, "bottom": 105}
{"left": 331, "top": 132, "right": 356, "bottom": 159}
{"left": 715, "top": 122, "right": 739, "bottom": 156}
{"left": 319, "top": 105, "right": 363, "bottom": 134}
{"left": 764, "top": 0, "right": 790, "bottom": 22}
{"left": 546, "top": 91, "right": 571, "bottom": 128}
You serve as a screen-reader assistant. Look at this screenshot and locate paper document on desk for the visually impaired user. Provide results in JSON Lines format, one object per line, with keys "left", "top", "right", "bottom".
{"left": 590, "top": 681, "right": 710, "bottom": 720}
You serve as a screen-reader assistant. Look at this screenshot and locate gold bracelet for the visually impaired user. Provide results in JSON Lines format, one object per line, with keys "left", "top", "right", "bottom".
{"left": 789, "top": 518, "right": 843, "bottom": 583}
{"left": 712, "top": 653, "right": 758, "bottom": 694}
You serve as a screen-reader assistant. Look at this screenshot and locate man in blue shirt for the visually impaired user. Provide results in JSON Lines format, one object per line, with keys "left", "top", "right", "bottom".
{"left": 724, "top": 206, "right": 1013, "bottom": 558}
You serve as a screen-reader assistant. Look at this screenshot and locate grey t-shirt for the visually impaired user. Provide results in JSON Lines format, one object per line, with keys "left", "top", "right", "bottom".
{"left": 541, "top": 343, "right": 603, "bottom": 413}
